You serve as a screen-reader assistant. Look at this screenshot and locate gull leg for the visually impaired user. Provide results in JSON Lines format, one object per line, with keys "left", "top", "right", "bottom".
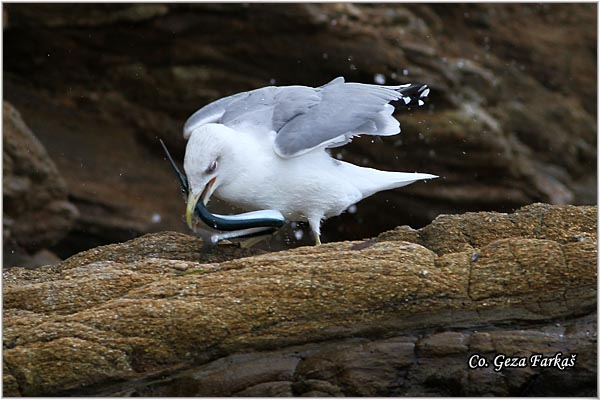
{"left": 314, "top": 234, "right": 322, "bottom": 246}
{"left": 308, "top": 216, "right": 323, "bottom": 246}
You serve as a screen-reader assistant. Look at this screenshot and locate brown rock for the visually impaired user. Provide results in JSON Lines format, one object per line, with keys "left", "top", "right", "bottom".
{"left": 379, "top": 202, "right": 598, "bottom": 255}
{"left": 416, "top": 332, "right": 468, "bottom": 356}
{"left": 2, "top": 101, "right": 78, "bottom": 264}
{"left": 3, "top": 248, "right": 62, "bottom": 270}
{"left": 2, "top": 204, "right": 596, "bottom": 396}
{"left": 236, "top": 381, "right": 294, "bottom": 397}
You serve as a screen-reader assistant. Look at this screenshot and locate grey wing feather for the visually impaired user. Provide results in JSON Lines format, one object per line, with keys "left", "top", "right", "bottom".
{"left": 272, "top": 87, "right": 321, "bottom": 131}
{"left": 184, "top": 85, "right": 319, "bottom": 138}
{"left": 183, "top": 90, "right": 251, "bottom": 139}
{"left": 273, "top": 78, "right": 425, "bottom": 158}
{"left": 183, "top": 76, "right": 428, "bottom": 159}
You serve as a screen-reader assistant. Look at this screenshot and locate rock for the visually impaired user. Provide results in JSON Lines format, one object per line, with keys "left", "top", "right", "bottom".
{"left": 1, "top": 4, "right": 169, "bottom": 28}
{"left": 3, "top": 248, "right": 62, "bottom": 270}
{"left": 3, "top": 204, "right": 596, "bottom": 396}
{"left": 378, "top": 202, "right": 598, "bottom": 255}
{"left": 2, "top": 4, "right": 596, "bottom": 256}
{"left": 58, "top": 231, "right": 267, "bottom": 270}
{"left": 2, "top": 101, "right": 78, "bottom": 265}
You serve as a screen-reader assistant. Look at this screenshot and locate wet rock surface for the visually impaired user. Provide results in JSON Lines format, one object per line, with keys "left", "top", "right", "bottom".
{"left": 2, "top": 4, "right": 597, "bottom": 259}
{"left": 3, "top": 204, "right": 596, "bottom": 396}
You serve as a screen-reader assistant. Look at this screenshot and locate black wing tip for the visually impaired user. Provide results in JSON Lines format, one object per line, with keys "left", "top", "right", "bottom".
{"left": 395, "top": 83, "right": 430, "bottom": 108}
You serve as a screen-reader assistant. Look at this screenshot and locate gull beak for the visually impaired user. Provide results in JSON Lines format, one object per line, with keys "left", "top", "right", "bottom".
{"left": 185, "top": 177, "right": 217, "bottom": 230}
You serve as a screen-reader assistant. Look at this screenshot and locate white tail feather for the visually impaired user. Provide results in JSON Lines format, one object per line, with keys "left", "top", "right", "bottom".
{"left": 340, "top": 162, "right": 437, "bottom": 198}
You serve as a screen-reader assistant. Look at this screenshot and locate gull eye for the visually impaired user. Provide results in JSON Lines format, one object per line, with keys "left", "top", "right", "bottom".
{"left": 206, "top": 159, "right": 218, "bottom": 174}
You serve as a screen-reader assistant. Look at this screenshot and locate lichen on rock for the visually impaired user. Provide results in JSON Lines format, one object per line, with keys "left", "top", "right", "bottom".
{"left": 3, "top": 204, "right": 596, "bottom": 396}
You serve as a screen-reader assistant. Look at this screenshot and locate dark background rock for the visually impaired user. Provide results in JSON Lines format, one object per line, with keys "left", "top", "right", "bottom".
{"left": 3, "top": 101, "right": 78, "bottom": 266}
{"left": 2, "top": 3, "right": 597, "bottom": 263}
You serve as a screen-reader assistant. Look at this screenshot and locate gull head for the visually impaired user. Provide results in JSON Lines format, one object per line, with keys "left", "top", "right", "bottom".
{"left": 183, "top": 123, "right": 236, "bottom": 230}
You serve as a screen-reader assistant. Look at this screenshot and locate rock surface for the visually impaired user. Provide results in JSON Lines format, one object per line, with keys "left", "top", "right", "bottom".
{"left": 2, "top": 4, "right": 596, "bottom": 257}
{"left": 3, "top": 101, "right": 78, "bottom": 266}
{"left": 3, "top": 204, "right": 596, "bottom": 396}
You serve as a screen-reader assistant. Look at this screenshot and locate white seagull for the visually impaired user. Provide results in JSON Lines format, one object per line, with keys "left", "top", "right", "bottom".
{"left": 183, "top": 77, "right": 437, "bottom": 245}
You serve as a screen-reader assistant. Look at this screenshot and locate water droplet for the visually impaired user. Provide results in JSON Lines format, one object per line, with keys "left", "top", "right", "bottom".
{"left": 331, "top": 19, "right": 338, "bottom": 26}
{"left": 294, "top": 229, "right": 304, "bottom": 240}
{"left": 322, "top": 52, "right": 328, "bottom": 59}
{"left": 374, "top": 73, "right": 386, "bottom": 85}
{"left": 349, "top": 64, "right": 357, "bottom": 71}
{"left": 269, "top": 78, "right": 276, "bottom": 85}
{"left": 151, "top": 213, "right": 161, "bottom": 223}
{"left": 348, "top": 204, "right": 357, "bottom": 214}
{"left": 402, "top": 69, "right": 409, "bottom": 76}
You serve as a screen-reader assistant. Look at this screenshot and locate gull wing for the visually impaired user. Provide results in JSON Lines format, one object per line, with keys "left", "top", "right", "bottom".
{"left": 183, "top": 77, "right": 429, "bottom": 158}
{"left": 183, "top": 91, "right": 251, "bottom": 139}
{"left": 273, "top": 77, "right": 428, "bottom": 157}
{"left": 183, "top": 85, "right": 319, "bottom": 139}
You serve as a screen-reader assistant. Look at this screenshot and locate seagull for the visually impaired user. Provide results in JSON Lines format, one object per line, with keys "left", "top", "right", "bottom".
{"left": 183, "top": 77, "right": 437, "bottom": 245}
